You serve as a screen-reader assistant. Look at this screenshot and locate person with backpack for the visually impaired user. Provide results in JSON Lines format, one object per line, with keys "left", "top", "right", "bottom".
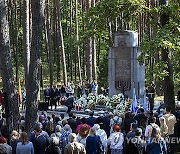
{"left": 126, "top": 128, "right": 145, "bottom": 154}
{"left": 145, "top": 116, "right": 160, "bottom": 139}
{"left": 107, "top": 125, "right": 124, "bottom": 154}
{"left": 146, "top": 127, "right": 167, "bottom": 154}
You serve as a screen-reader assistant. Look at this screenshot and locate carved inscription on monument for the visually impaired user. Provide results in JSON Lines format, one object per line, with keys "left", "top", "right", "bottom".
{"left": 114, "top": 46, "right": 131, "bottom": 90}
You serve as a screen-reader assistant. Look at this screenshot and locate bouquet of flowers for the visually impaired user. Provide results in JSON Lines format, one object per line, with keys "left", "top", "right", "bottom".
{"left": 77, "top": 96, "right": 88, "bottom": 108}
{"left": 87, "top": 93, "right": 96, "bottom": 101}
{"left": 96, "top": 94, "right": 108, "bottom": 105}
{"left": 109, "top": 93, "right": 124, "bottom": 107}
{"left": 114, "top": 103, "right": 125, "bottom": 115}
{"left": 105, "top": 101, "right": 113, "bottom": 112}
{"left": 87, "top": 99, "right": 96, "bottom": 110}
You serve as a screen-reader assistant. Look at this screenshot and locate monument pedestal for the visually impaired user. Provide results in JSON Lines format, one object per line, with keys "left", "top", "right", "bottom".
{"left": 108, "top": 31, "right": 145, "bottom": 105}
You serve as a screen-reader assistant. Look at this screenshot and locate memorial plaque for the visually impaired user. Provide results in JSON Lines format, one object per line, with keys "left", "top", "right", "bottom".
{"left": 114, "top": 45, "right": 131, "bottom": 90}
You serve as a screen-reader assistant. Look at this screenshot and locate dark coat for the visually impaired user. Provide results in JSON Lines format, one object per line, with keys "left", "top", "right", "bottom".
{"left": 33, "top": 134, "right": 48, "bottom": 154}
{"left": 45, "top": 145, "right": 61, "bottom": 154}
{"left": 67, "top": 118, "right": 77, "bottom": 133}
{"left": 86, "top": 135, "right": 102, "bottom": 154}
{"left": 87, "top": 116, "right": 97, "bottom": 127}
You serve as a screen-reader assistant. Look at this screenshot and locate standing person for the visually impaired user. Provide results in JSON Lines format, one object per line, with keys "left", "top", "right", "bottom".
{"left": 60, "top": 124, "right": 72, "bottom": 154}
{"left": 64, "top": 133, "right": 86, "bottom": 154}
{"left": 86, "top": 111, "right": 97, "bottom": 127}
{"left": 10, "top": 131, "right": 20, "bottom": 154}
{"left": 81, "top": 82, "right": 86, "bottom": 96}
{"left": 77, "top": 124, "right": 90, "bottom": 146}
{"left": 77, "top": 83, "right": 83, "bottom": 98}
{"left": 60, "top": 84, "right": 66, "bottom": 97}
{"left": 146, "top": 127, "right": 167, "bottom": 154}
{"left": 44, "top": 87, "right": 50, "bottom": 105}
{"left": 0, "top": 136, "right": 12, "bottom": 154}
{"left": 91, "top": 80, "right": 98, "bottom": 95}
{"left": 145, "top": 117, "right": 160, "bottom": 138}
{"left": 163, "top": 107, "right": 176, "bottom": 154}
{"left": 93, "top": 124, "right": 107, "bottom": 151}
{"left": 70, "top": 81, "right": 75, "bottom": 96}
{"left": 45, "top": 137, "right": 61, "bottom": 154}
{"left": 134, "top": 108, "right": 147, "bottom": 126}
{"left": 107, "top": 125, "right": 124, "bottom": 154}
{"left": 86, "top": 128, "right": 104, "bottom": 154}
{"left": 85, "top": 80, "right": 91, "bottom": 96}
{"left": 67, "top": 112, "right": 77, "bottom": 133}
{"left": 50, "top": 85, "right": 59, "bottom": 110}
{"left": 126, "top": 128, "right": 145, "bottom": 154}
{"left": 147, "top": 83, "right": 155, "bottom": 112}
{"left": 65, "top": 96, "right": 74, "bottom": 113}
{"left": 21, "top": 89, "right": 26, "bottom": 110}
{"left": 159, "top": 117, "right": 168, "bottom": 137}
{"left": 66, "top": 82, "right": 73, "bottom": 98}
{"left": 16, "top": 132, "right": 34, "bottom": 154}
{"left": 32, "top": 126, "right": 48, "bottom": 154}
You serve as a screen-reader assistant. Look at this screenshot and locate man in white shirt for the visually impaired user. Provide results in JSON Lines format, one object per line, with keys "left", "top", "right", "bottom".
{"left": 163, "top": 107, "right": 176, "bottom": 154}
{"left": 144, "top": 116, "right": 160, "bottom": 138}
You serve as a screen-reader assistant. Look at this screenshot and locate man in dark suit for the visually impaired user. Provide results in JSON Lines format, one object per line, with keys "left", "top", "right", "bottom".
{"left": 86, "top": 111, "right": 97, "bottom": 127}
{"left": 44, "top": 87, "right": 50, "bottom": 105}
{"left": 67, "top": 112, "right": 77, "bottom": 133}
{"left": 50, "top": 85, "right": 59, "bottom": 110}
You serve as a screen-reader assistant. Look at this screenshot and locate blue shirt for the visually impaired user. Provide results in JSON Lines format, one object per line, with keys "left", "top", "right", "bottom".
{"left": 16, "top": 142, "right": 34, "bottom": 154}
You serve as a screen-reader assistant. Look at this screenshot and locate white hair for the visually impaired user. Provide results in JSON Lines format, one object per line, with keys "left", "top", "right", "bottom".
{"left": 50, "top": 137, "right": 59, "bottom": 145}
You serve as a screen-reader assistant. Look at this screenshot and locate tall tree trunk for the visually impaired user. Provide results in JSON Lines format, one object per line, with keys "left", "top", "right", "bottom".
{"left": 81, "top": 0, "right": 86, "bottom": 78}
{"left": 13, "top": 0, "right": 19, "bottom": 82}
{"left": 45, "top": 0, "right": 53, "bottom": 87}
{"left": 86, "top": 0, "right": 92, "bottom": 82}
{"left": 92, "top": 0, "right": 97, "bottom": 80}
{"left": 0, "top": 0, "right": 18, "bottom": 133}
{"left": 69, "top": 0, "right": 73, "bottom": 81}
{"left": 56, "top": 0, "right": 67, "bottom": 85}
{"left": 75, "top": 0, "right": 82, "bottom": 83}
{"left": 23, "top": 0, "right": 30, "bottom": 89}
{"left": 25, "top": 0, "right": 45, "bottom": 133}
{"left": 159, "top": 0, "right": 175, "bottom": 111}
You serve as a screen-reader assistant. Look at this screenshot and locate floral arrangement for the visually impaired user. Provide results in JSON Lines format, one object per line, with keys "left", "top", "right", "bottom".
{"left": 75, "top": 93, "right": 132, "bottom": 113}
{"left": 87, "top": 99, "right": 96, "bottom": 110}
{"left": 87, "top": 93, "right": 96, "bottom": 101}
{"left": 96, "top": 94, "right": 108, "bottom": 105}
{"left": 109, "top": 93, "right": 125, "bottom": 107}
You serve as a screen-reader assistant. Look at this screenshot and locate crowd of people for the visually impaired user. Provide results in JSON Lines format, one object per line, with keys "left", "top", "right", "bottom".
{"left": 0, "top": 104, "right": 180, "bottom": 154}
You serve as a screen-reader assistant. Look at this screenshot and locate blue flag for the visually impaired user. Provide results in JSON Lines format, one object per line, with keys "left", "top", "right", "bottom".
{"left": 131, "top": 88, "right": 138, "bottom": 113}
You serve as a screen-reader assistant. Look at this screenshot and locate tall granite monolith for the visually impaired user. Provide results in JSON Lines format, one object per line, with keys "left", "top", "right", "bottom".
{"left": 108, "top": 31, "right": 145, "bottom": 105}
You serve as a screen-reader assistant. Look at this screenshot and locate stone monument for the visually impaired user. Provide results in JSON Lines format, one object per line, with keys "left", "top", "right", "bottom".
{"left": 108, "top": 30, "right": 145, "bottom": 105}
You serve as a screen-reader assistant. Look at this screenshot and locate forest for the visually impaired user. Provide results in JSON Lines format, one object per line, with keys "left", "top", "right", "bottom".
{"left": 0, "top": 0, "right": 179, "bottom": 133}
